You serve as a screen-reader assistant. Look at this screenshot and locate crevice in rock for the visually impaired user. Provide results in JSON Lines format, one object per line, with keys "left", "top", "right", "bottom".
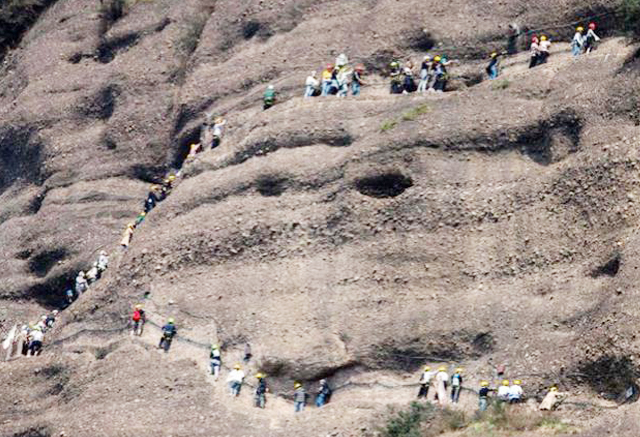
{"left": 0, "top": 0, "right": 60, "bottom": 62}
{"left": 355, "top": 172, "right": 413, "bottom": 198}
{"left": 11, "top": 428, "right": 51, "bottom": 437}
{"left": 28, "top": 248, "right": 68, "bottom": 278}
{"left": 591, "top": 253, "right": 621, "bottom": 278}
{"left": 77, "top": 84, "right": 120, "bottom": 120}
{"left": 572, "top": 355, "right": 639, "bottom": 402}
{"left": 255, "top": 174, "right": 289, "bottom": 197}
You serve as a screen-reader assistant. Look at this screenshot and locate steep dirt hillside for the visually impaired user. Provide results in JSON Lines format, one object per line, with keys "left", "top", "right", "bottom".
{"left": 3, "top": 0, "right": 640, "bottom": 436}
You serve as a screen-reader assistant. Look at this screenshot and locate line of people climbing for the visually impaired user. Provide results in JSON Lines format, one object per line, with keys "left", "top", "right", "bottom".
{"left": 2, "top": 310, "right": 59, "bottom": 360}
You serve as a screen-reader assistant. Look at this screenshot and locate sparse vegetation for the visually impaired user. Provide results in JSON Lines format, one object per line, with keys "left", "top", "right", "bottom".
{"left": 491, "top": 78, "right": 510, "bottom": 90}
{"left": 401, "top": 104, "right": 431, "bottom": 121}
{"left": 622, "top": 0, "right": 640, "bottom": 35}
{"left": 380, "top": 119, "right": 398, "bottom": 132}
{"left": 380, "top": 401, "right": 574, "bottom": 437}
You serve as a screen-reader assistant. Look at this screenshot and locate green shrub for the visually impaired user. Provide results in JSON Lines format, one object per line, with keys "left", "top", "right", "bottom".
{"left": 380, "top": 119, "right": 398, "bottom": 132}
{"left": 401, "top": 104, "right": 431, "bottom": 121}
{"left": 381, "top": 402, "right": 436, "bottom": 437}
{"left": 491, "top": 78, "right": 510, "bottom": 90}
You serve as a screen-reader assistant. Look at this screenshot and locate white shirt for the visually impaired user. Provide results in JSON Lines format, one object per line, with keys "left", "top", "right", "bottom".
{"left": 306, "top": 76, "right": 319, "bottom": 87}
{"left": 436, "top": 371, "right": 449, "bottom": 384}
{"left": 419, "top": 371, "right": 434, "bottom": 384}
{"left": 97, "top": 254, "right": 109, "bottom": 270}
{"left": 509, "top": 385, "right": 523, "bottom": 399}
{"left": 212, "top": 121, "right": 226, "bottom": 138}
{"left": 498, "top": 385, "right": 510, "bottom": 399}
{"left": 227, "top": 369, "right": 245, "bottom": 383}
{"left": 572, "top": 32, "right": 584, "bottom": 45}
{"left": 31, "top": 330, "right": 44, "bottom": 342}
{"left": 539, "top": 40, "right": 551, "bottom": 52}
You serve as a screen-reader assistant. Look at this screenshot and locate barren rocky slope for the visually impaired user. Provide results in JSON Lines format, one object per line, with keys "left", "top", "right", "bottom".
{"left": 2, "top": 0, "right": 640, "bottom": 436}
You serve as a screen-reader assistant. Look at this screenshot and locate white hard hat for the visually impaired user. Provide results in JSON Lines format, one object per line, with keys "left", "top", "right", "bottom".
{"left": 78, "top": 271, "right": 85, "bottom": 277}
{"left": 267, "top": 85, "right": 274, "bottom": 90}
{"left": 100, "top": 250, "right": 107, "bottom": 256}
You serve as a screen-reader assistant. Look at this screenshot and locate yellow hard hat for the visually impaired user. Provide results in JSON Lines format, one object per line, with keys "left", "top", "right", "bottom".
{"left": 540, "top": 35, "right": 547, "bottom": 41}
{"left": 423, "top": 365, "right": 431, "bottom": 371}
{"left": 577, "top": 26, "right": 584, "bottom": 31}
{"left": 502, "top": 380, "right": 510, "bottom": 386}
{"left": 434, "top": 56, "right": 442, "bottom": 62}
{"left": 215, "top": 117, "right": 223, "bottom": 124}
{"left": 480, "top": 381, "right": 489, "bottom": 387}
{"left": 514, "top": 380, "right": 522, "bottom": 385}
{"left": 135, "top": 304, "right": 143, "bottom": 309}
{"left": 490, "top": 52, "right": 497, "bottom": 58}
{"left": 438, "top": 366, "right": 446, "bottom": 372}
{"left": 167, "top": 317, "right": 175, "bottom": 324}
{"left": 294, "top": 382, "right": 302, "bottom": 388}
{"left": 455, "top": 368, "right": 463, "bottom": 373}
{"left": 550, "top": 386, "right": 558, "bottom": 392}
{"left": 168, "top": 175, "right": 176, "bottom": 181}
{"left": 256, "top": 373, "right": 264, "bottom": 379}
{"left": 234, "top": 364, "right": 241, "bottom": 370}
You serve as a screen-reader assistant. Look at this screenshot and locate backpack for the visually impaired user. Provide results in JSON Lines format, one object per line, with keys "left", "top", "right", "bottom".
{"left": 132, "top": 310, "right": 141, "bottom": 322}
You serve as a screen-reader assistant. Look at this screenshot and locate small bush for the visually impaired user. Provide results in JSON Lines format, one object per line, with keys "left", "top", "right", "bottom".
{"left": 381, "top": 402, "right": 436, "bottom": 437}
{"left": 380, "top": 120, "right": 398, "bottom": 132}
{"left": 491, "top": 78, "right": 510, "bottom": 90}
{"left": 401, "top": 104, "right": 431, "bottom": 121}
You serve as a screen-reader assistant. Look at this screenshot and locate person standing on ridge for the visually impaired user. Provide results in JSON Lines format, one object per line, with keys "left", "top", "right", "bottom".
{"left": 435, "top": 366, "right": 449, "bottom": 404}
{"left": 389, "top": 61, "right": 403, "bottom": 94}
{"left": 263, "top": 85, "right": 276, "bottom": 110}
{"left": 227, "top": 364, "right": 245, "bottom": 396}
{"left": 255, "top": 373, "right": 267, "bottom": 408}
{"left": 158, "top": 318, "right": 176, "bottom": 352}
{"left": 211, "top": 116, "right": 226, "bottom": 149}
{"left": 418, "top": 56, "right": 432, "bottom": 92}
{"left": 28, "top": 326, "right": 44, "bottom": 356}
{"left": 498, "top": 379, "right": 510, "bottom": 401}
{"left": 321, "top": 64, "right": 334, "bottom": 96}
{"left": 450, "top": 368, "right": 463, "bottom": 403}
{"left": 131, "top": 304, "right": 145, "bottom": 336}
{"left": 294, "top": 382, "right": 306, "bottom": 412}
{"left": 315, "top": 379, "right": 332, "bottom": 407}
{"left": 529, "top": 36, "right": 540, "bottom": 68}
{"left": 478, "top": 380, "right": 491, "bottom": 411}
{"left": 584, "top": 22, "right": 600, "bottom": 53}
{"left": 210, "top": 344, "right": 222, "bottom": 380}
{"left": 351, "top": 64, "right": 366, "bottom": 96}
{"left": 418, "top": 365, "right": 433, "bottom": 399}
{"left": 571, "top": 26, "right": 584, "bottom": 56}
{"left": 120, "top": 223, "right": 134, "bottom": 249}
{"left": 538, "top": 35, "right": 551, "bottom": 64}
{"left": 75, "top": 271, "right": 88, "bottom": 296}
{"left": 305, "top": 71, "right": 319, "bottom": 98}
{"left": 509, "top": 379, "right": 523, "bottom": 403}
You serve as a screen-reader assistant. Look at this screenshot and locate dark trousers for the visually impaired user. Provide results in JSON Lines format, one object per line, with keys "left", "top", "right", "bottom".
{"left": 418, "top": 384, "right": 430, "bottom": 398}
{"left": 529, "top": 55, "right": 538, "bottom": 69}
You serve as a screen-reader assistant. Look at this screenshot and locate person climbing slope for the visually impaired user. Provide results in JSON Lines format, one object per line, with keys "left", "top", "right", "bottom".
{"left": 478, "top": 380, "right": 491, "bottom": 411}
{"left": 351, "top": 64, "right": 366, "bottom": 96}
{"left": 497, "top": 379, "right": 510, "bottom": 401}
{"left": 28, "top": 326, "right": 44, "bottom": 356}
{"left": 435, "top": 366, "right": 449, "bottom": 404}
{"left": 486, "top": 52, "right": 502, "bottom": 79}
{"left": 305, "top": 71, "right": 319, "bottom": 98}
{"left": 97, "top": 250, "right": 109, "bottom": 272}
{"left": 158, "top": 317, "right": 177, "bottom": 352}
{"left": 529, "top": 36, "right": 540, "bottom": 68}
{"left": 538, "top": 35, "right": 551, "bottom": 64}
{"left": 263, "top": 85, "right": 276, "bottom": 110}
{"left": 209, "top": 344, "right": 221, "bottom": 380}
{"left": 211, "top": 117, "right": 226, "bottom": 149}
{"left": 255, "top": 373, "right": 267, "bottom": 408}
{"left": 75, "top": 271, "right": 88, "bottom": 296}
{"left": 572, "top": 26, "right": 584, "bottom": 56}
{"left": 227, "top": 364, "right": 245, "bottom": 396}
{"left": 120, "top": 223, "right": 134, "bottom": 249}
{"left": 402, "top": 61, "right": 417, "bottom": 93}
{"left": 389, "top": 61, "right": 403, "bottom": 94}
{"left": 450, "top": 368, "right": 463, "bottom": 403}
{"left": 315, "top": 379, "right": 332, "bottom": 407}
{"left": 131, "top": 304, "right": 146, "bottom": 336}
{"left": 418, "top": 56, "right": 432, "bottom": 93}
{"left": 417, "top": 365, "right": 433, "bottom": 399}
{"left": 509, "top": 379, "right": 523, "bottom": 404}
{"left": 584, "top": 22, "right": 600, "bottom": 53}
{"left": 294, "top": 382, "right": 306, "bottom": 412}
{"left": 321, "top": 64, "right": 335, "bottom": 96}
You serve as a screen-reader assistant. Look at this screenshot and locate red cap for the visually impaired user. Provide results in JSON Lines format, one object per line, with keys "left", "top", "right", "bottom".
{"left": 589, "top": 22, "right": 596, "bottom": 30}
